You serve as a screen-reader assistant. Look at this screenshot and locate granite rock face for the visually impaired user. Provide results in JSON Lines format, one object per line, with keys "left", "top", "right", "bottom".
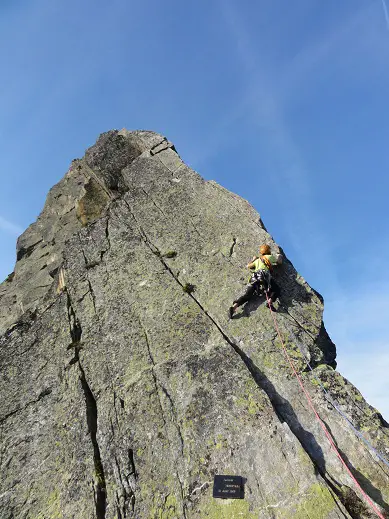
{"left": 1, "top": 130, "right": 388, "bottom": 519}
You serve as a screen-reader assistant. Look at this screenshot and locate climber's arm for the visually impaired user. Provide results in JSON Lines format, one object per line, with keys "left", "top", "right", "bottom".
{"left": 247, "top": 256, "right": 258, "bottom": 269}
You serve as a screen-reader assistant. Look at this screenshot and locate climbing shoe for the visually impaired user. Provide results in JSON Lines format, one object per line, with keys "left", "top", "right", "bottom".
{"left": 266, "top": 302, "right": 276, "bottom": 312}
{"left": 229, "top": 307, "right": 235, "bottom": 319}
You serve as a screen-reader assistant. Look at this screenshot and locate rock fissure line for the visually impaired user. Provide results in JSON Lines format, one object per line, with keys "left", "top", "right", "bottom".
{"left": 79, "top": 366, "right": 107, "bottom": 519}
{"left": 189, "top": 220, "right": 203, "bottom": 240}
{"left": 76, "top": 239, "right": 118, "bottom": 389}
{"left": 98, "top": 216, "right": 111, "bottom": 263}
{"left": 15, "top": 338, "right": 38, "bottom": 357}
{"left": 114, "top": 453, "right": 136, "bottom": 517}
{"left": 140, "top": 321, "right": 186, "bottom": 452}
{"left": 155, "top": 153, "right": 181, "bottom": 176}
{"left": 34, "top": 284, "right": 53, "bottom": 290}
{"left": 141, "top": 187, "right": 167, "bottom": 217}
{"left": 128, "top": 448, "right": 137, "bottom": 478}
{"left": 149, "top": 138, "right": 170, "bottom": 155}
{"left": 281, "top": 307, "right": 317, "bottom": 342}
{"left": 177, "top": 479, "right": 188, "bottom": 519}
{"left": 65, "top": 290, "right": 107, "bottom": 519}
{"left": 66, "top": 292, "right": 82, "bottom": 344}
{"left": 0, "top": 424, "right": 4, "bottom": 469}
{"left": 321, "top": 417, "right": 389, "bottom": 513}
{"left": 159, "top": 383, "right": 185, "bottom": 456}
{"left": 112, "top": 392, "right": 122, "bottom": 430}
{"left": 0, "top": 388, "right": 52, "bottom": 425}
{"left": 104, "top": 216, "right": 111, "bottom": 253}
{"left": 78, "top": 234, "right": 115, "bottom": 373}
{"left": 79, "top": 244, "right": 91, "bottom": 269}
{"left": 229, "top": 237, "right": 237, "bottom": 257}
{"left": 138, "top": 309, "right": 187, "bottom": 517}
{"left": 291, "top": 306, "right": 325, "bottom": 332}
{"left": 142, "top": 340, "right": 167, "bottom": 434}
{"left": 206, "top": 181, "right": 267, "bottom": 232}
{"left": 87, "top": 280, "right": 97, "bottom": 313}
{"left": 250, "top": 471, "right": 277, "bottom": 519}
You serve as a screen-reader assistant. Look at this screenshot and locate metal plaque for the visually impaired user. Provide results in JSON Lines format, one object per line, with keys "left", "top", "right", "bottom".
{"left": 213, "top": 475, "right": 244, "bottom": 499}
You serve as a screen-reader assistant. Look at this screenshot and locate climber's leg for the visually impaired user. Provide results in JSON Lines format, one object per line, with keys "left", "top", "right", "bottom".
{"left": 266, "top": 279, "right": 280, "bottom": 312}
{"left": 229, "top": 284, "right": 258, "bottom": 318}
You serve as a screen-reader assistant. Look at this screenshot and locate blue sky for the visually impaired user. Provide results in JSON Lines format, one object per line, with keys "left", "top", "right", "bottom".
{"left": 1, "top": 0, "right": 388, "bottom": 420}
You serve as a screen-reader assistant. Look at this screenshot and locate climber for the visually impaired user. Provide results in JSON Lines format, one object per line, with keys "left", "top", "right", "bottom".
{"left": 229, "top": 244, "right": 282, "bottom": 318}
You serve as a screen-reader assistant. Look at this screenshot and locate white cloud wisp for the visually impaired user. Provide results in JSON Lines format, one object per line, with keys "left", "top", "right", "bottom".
{"left": 325, "top": 283, "right": 389, "bottom": 421}
{"left": 381, "top": 0, "right": 389, "bottom": 31}
{"left": 0, "top": 216, "right": 22, "bottom": 236}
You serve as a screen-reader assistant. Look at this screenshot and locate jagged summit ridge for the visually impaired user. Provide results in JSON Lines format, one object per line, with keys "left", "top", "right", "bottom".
{"left": 0, "top": 130, "right": 388, "bottom": 518}
{"left": 0, "top": 130, "right": 179, "bottom": 334}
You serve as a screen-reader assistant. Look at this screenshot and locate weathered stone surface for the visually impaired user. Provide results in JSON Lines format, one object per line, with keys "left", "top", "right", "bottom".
{"left": 1, "top": 130, "right": 388, "bottom": 519}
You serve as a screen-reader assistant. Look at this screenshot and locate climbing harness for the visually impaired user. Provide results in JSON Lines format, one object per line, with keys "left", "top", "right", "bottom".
{"left": 249, "top": 268, "right": 271, "bottom": 292}
{"left": 265, "top": 292, "right": 386, "bottom": 519}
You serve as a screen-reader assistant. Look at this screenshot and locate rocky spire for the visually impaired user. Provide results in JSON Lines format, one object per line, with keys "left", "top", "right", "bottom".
{"left": 1, "top": 130, "right": 388, "bottom": 518}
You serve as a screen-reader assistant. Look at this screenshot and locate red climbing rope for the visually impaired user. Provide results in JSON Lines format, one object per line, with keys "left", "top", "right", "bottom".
{"left": 265, "top": 293, "right": 385, "bottom": 519}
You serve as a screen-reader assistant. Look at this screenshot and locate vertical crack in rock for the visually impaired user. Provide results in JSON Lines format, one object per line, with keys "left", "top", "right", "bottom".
{"left": 229, "top": 237, "right": 237, "bottom": 257}
{"left": 141, "top": 327, "right": 170, "bottom": 432}
{"left": 111, "top": 396, "right": 136, "bottom": 517}
{"left": 128, "top": 449, "right": 136, "bottom": 480}
{"left": 113, "top": 451, "right": 136, "bottom": 518}
{"left": 140, "top": 187, "right": 167, "bottom": 217}
{"left": 140, "top": 323, "right": 185, "bottom": 455}
{"left": 79, "top": 246, "right": 90, "bottom": 269}
{"left": 79, "top": 365, "right": 107, "bottom": 519}
{"left": 105, "top": 217, "right": 111, "bottom": 252}
{"left": 65, "top": 290, "right": 107, "bottom": 519}
{"left": 127, "top": 216, "right": 375, "bottom": 517}
{"left": 141, "top": 323, "right": 180, "bottom": 441}
{"left": 0, "top": 424, "right": 4, "bottom": 469}
{"left": 66, "top": 292, "right": 82, "bottom": 345}
{"left": 86, "top": 280, "right": 97, "bottom": 314}
{"left": 124, "top": 449, "right": 137, "bottom": 512}
{"left": 112, "top": 392, "right": 122, "bottom": 429}
{"left": 139, "top": 320, "right": 187, "bottom": 518}
{"left": 159, "top": 384, "right": 185, "bottom": 456}
{"left": 100, "top": 216, "right": 111, "bottom": 263}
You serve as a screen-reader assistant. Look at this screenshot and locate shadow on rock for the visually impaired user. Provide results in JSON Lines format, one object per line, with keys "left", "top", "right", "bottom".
{"left": 231, "top": 341, "right": 327, "bottom": 476}
{"left": 232, "top": 292, "right": 266, "bottom": 319}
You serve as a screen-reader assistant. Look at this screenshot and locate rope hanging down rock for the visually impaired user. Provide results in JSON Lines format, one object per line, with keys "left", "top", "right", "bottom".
{"left": 265, "top": 292, "right": 386, "bottom": 519}
{"left": 282, "top": 320, "right": 389, "bottom": 470}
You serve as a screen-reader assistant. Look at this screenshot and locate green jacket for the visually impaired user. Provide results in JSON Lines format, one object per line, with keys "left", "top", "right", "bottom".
{"left": 249, "top": 254, "right": 278, "bottom": 273}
